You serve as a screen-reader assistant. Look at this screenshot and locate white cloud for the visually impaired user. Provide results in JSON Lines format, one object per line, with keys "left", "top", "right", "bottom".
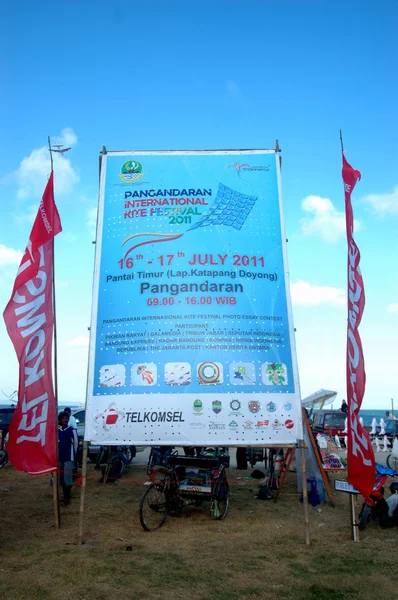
{"left": 387, "top": 303, "right": 398, "bottom": 313}
{"left": 300, "top": 195, "right": 360, "bottom": 243}
{"left": 0, "top": 243, "right": 23, "bottom": 267}
{"left": 56, "top": 127, "right": 78, "bottom": 147}
{"left": 66, "top": 336, "right": 89, "bottom": 348}
{"left": 290, "top": 280, "right": 346, "bottom": 307}
{"left": 364, "top": 186, "right": 398, "bottom": 216}
{"left": 13, "top": 128, "right": 79, "bottom": 200}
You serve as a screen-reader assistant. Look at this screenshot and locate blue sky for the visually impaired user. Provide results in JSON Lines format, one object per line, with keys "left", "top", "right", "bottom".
{"left": 0, "top": 0, "right": 397, "bottom": 408}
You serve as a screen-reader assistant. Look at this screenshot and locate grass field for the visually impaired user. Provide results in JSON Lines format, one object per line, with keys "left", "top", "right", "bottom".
{"left": 0, "top": 462, "right": 397, "bottom": 600}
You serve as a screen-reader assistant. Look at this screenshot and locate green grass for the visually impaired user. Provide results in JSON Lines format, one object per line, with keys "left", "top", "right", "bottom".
{"left": 0, "top": 463, "right": 397, "bottom": 600}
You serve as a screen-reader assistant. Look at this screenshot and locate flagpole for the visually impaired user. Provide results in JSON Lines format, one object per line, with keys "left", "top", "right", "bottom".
{"left": 340, "top": 129, "right": 344, "bottom": 153}
{"left": 48, "top": 136, "right": 60, "bottom": 529}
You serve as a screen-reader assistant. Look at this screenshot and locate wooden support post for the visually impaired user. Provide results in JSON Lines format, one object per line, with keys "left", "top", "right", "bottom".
{"left": 78, "top": 441, "right": 89, "bottom": 546}
{"left": 299, "top": 439, "right": 311, "bottom": 546}
{"left": 350, "top": 493, "right": 360, "bottom": 542}
{"left": 302, "top": 408, "right": 335, "bottom": 506}
{"left": 53, "top": 469, "right": 60, "bottom": 529}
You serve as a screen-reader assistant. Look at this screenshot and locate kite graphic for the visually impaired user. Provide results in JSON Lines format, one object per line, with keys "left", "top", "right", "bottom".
{"left": 229, "top": 362, "right": 256, "bottom": 385}
{"left": 120, "top": 183, "right": 258, "bottom": 255}
{"left": 187, "top": 184, "right": 257, "bottom": 231}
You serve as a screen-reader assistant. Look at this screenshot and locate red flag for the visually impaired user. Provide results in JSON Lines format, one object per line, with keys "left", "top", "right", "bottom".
{"left": 343, "top": 154, "right": 375, "bottom": 497}
{"left": 3, "top": 172, "right": 62, "bottom": 474}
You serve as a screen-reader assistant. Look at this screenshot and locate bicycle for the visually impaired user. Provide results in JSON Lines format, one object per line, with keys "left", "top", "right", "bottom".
{"left": 386, "top": 435, "right": 398, "bottom": 470}
{"left": 95, "top": 445, "right": 130, "bottom": 482}
{"left": 146, "top": 446, "right": 175, "bottom": 475}
{"left": 387, "top": 452, "right": 398, "bottom": 470}
{"left": 139, "top": 453, "right": 229, "bottom": 531}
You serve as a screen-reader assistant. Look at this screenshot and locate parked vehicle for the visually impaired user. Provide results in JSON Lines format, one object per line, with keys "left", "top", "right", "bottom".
{"left": 236, "top": 447, "right": 266, "bottom": 470}
{"left": 359, "top": 463, "right": 397, "bottom": 530}
{"left": 95, "top": 445, "right": 131, "bottom": 482}
{"left": 387, "top": 437, "right": 398, "bottom": 470}
{"left": 372, "top": 421, "right": 398, "bottom": 447}
{"left": 235, "top": 447, "right": 282, "bottom": 473}
{"left": 147, "top": 446, "right": 175, "bottom": 475}
{"left": 140, "top": 451, "right": 230, "bottom": 530}
{"left": 72, "top": 409, "right": 144, "bottom": 463}
{"left": 313, "top": 411, "right": 346, "bottom": 439}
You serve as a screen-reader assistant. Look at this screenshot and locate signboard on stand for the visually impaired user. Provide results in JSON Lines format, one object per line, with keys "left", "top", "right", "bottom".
{"left": 334, "top": 480, "right": 360, "bottom": 494}
{"left": 85, "top": 149, "right": 302, "bottom": 446}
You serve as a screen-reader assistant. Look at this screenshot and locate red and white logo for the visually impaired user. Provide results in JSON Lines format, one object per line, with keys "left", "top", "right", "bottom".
{"left": 285, "top": 419, "right": 294, "bottom": 430}
{"left": 94, "top": 403, "right": 125, "bottom": 432}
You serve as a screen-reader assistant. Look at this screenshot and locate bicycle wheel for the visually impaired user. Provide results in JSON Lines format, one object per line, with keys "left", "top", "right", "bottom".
{"left": 386, "top": 453, "right": 398, "bottom": 470}
{"left": 211, "top": 479, "right": 229, "bottom": 520}
{"left": 139, "top": 483, "right": 169, "bottom": 531}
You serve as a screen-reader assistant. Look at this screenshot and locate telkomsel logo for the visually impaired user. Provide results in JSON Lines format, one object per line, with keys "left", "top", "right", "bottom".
{"left": 119, "top": 160, "right": 145, "bottom": 183}
{"left": 94, "top": 403, "right": 125, "bottom": 433}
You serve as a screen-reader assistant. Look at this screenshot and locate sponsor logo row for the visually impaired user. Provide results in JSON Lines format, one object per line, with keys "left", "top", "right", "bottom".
{"left": 193, "top": 399, "right": 292, "bottom": 415}
{"left": 191, "top": 418, "right": 295, "bottom": 432}
{"left": 192, "top": 399, "right": 295, "bottom": 431}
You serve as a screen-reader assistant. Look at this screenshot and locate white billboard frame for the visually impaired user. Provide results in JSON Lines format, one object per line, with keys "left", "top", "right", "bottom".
{"left": 85, "top": 148, "right": 303, "bottom": 446}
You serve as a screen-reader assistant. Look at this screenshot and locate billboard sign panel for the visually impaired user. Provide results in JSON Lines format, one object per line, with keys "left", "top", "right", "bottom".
{"left": 85, "top": 150, "right": 302, "bottom": 445}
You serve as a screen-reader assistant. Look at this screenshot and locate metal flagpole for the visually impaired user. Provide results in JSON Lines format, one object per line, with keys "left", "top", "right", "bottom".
{"left": 79, "top": 145, "right": 106, "bottom": 544}
{"left": 48, "top": 136, "right": 60, "bottom": 529}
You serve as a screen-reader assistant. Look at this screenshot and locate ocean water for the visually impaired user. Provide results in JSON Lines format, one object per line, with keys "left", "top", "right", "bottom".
{"left": 358, "top": 409, "right": 395, "bottom": 427}
{"left": 324, "top": 408, "right": 395, "bottom": 427}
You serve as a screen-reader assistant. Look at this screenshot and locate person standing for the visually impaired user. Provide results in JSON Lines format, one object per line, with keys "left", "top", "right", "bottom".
{"left": 64, "top": 407, "right": 77, "bottom": 430}
{"left": 341, "top": 399, "right": 348, "bottom": 413}
{"left": 0, "top": 432, "right": 9, "bottom": 468}
{"left": 64, "top": 407, "right": 80, "bottom": 472}
{"left": 58, "top": 411, "right": 78, "bottom": 506}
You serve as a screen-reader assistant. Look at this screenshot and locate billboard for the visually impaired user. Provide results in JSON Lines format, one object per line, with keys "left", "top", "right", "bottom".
{"left": 85, "top": 150, "right": 302, "bottom": 446}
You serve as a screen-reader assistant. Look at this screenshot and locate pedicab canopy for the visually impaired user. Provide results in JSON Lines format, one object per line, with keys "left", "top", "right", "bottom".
{"left": 85, "top": 149, "right": 302, "bottom": 447}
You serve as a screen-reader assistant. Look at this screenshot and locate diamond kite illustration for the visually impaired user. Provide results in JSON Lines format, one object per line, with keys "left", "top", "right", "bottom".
{"left": 188, "top": 183, "right": 257, "bottom": 231}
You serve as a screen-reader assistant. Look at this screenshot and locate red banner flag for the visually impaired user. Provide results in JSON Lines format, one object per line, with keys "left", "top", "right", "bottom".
{"left": 3, "top": 172, "right": 62, "bottom": 474}
{"left": 343, "top": 154, "right": 375, "bottom": 497}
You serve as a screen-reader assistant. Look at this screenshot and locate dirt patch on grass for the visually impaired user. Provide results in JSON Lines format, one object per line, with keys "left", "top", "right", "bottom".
{"left": 0, "top": 463, "right": 397, "bottom": 600}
